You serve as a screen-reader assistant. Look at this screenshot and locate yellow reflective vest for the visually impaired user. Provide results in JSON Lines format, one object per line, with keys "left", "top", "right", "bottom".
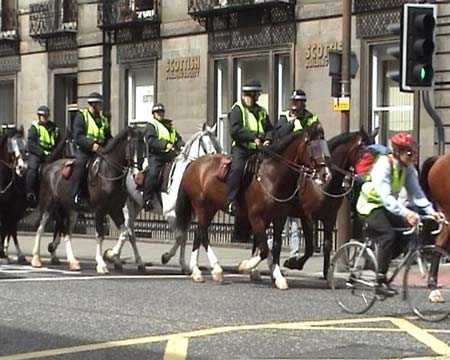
{"left": 32, "top": 121, "right": 57, "bottom": 156}
{"left": 148, "top": 118, "right": 177, "bottom": 152}
{"left": 80, "top": 109, "right": 109, "bottom": 144}
{"left": 356, "top": 155, "right": 406, "bottom": 216}
{"left": 232, "top": 101, "right": 267, "bottom": 150}
{"left": 280, "top": 111, "right": 319, "bottom": 134}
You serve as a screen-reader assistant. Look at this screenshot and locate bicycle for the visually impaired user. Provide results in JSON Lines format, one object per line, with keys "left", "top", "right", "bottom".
{"left": 328, "top": 215, "right": 450, "bottom": 322}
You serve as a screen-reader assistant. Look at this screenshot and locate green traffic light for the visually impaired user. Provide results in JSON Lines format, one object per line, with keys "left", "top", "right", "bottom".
{"left": 419, "top": 67, "right": 426, "bottom": 81}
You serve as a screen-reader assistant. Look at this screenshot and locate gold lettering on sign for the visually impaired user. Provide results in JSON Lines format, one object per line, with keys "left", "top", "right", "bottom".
{"left": 166, "top": 56, "right": 201, "bottom": 80}
{"left": 305, "top": 41, "right": 343, "bottom": 69}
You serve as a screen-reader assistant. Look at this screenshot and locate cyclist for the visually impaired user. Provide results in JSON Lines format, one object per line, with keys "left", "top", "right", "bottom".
{"left": 356, "top": 132, "right": 445, "bottom": 297}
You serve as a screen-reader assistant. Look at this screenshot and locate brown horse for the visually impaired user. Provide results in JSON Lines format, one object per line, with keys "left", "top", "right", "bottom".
{"left": 420, "top": 155, "right": 450, "bottom": 250}
{"left": 270, "top": 129, "right": 377, "bottom": 280}
{"left": 174, "top": 126, "right": 330, "bottom": 287}
{"left": 30, "top": 127, "right": 139, "bottom": 273}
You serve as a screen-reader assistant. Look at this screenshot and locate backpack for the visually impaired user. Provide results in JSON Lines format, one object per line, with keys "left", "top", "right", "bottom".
{"left": 355, "top": 144, "right": 391, "bottom": 181}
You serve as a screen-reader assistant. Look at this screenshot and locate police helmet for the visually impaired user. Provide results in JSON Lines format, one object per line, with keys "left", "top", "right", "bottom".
{"left": 242, "top": 80, "right": 263, "bottom": 93}
{"left": 87, "top": 92, "right": 103, "bottom": 104}
{"left": 291, "top": 89, "right": 307, "bottom": 101}
{"left": 152, "top": 103, "right": 165, "bottom": 113}
{"left": 37, "top": 105, "right": 50, "bottom": 116}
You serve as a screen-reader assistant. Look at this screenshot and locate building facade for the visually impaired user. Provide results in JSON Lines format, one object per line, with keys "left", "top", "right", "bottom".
{"left": 0, "top": 0, "right": 449, "bottom": 162}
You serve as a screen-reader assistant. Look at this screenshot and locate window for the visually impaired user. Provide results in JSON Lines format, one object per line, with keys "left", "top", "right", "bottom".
{"left": 54, "top": 74, "right": 77, "bottom": 134}
{"left": 277, "top": 54, "right": 291, "bottom": 118}
{"left": 132, "top": 0, "right": 155, "bottom": 19}
{"left": 0, "top": 80, "right": 15, "bottom": 125}
{"left": 216, "top": 59, "right": 231, "bottom": 153}
{"left": 237, "top": 57, "right": 270, "bottom": 112}
{"left": 371, "top": 44, "right": 414, "bottom": 144}
{"left": 127, "top": 66, "right": 155, "bottom": 125}
{"left": 1, "top": 0, "right": 15, "bottom": 32}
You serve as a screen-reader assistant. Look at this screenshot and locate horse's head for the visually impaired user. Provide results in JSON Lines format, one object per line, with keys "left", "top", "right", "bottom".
{"left": 182, "top": 122, "right": 222, "bottom": 159}
{"left": 300, "top": 123, "right": 331, "bottom": 187}
{"left": 7, "top": 131, "right": 27, "bottom": 177}
{"left": 125, "top": 126, "right": 141, "bottom": 170}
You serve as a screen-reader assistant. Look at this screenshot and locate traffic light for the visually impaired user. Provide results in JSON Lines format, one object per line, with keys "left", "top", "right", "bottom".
{"left": 386, "top": 22, "right": 404, "bottom": 90}
{"left": 402, "top": 3, "right": 437, "bottom": 90}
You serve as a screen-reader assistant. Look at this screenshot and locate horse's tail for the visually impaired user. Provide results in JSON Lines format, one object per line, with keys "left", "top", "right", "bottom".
{"left": 174, "top": 183, "right": 192, "bottom": 232}
{"left": 420, "top": 156, "right": 439, "bottom": 197}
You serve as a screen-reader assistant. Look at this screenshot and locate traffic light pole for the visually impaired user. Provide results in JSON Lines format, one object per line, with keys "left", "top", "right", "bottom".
{"left": 337, "top": 0, "right": 352, "bottom": 250}
{"left": 422, "top": 90, "right": 446, "bottom": 155}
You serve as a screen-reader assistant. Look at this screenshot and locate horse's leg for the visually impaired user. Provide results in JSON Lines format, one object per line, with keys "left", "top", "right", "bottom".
{"left": 64, "top": 212, "right": 80, "bottom": 271}
{"left": 32, "top": 211, "right": 50, "bottom": 268}
{"left": 293, "top": 218, "right": 314, "bottom": 271}
{"left": 94, "top": 213, "right": 109, "bottom": 274}
{"left": 200, "top": 221, "right": 223, "bottom": 283}
{"left": 48, "top": 229, "right": 62, "bottom": 265}
{"left": 271, "top": 218, "right": 288, "bottom": 290}
{"left": 0, "top": 233, "right": 8, "bottom": 264}
{"left": 238, "top": 217, "right": 266, "bottom": 273}
{"left": 124, "top": 201, "right": 145, "bottom": 272}
{"left": 322, "top": 219, "right": 335, "bottom": 279}
{"left": 11, "top": 228, "right": 27, "bottom": 265}
{"left": 190, "top": 227, "right": 204, "bottom": 283}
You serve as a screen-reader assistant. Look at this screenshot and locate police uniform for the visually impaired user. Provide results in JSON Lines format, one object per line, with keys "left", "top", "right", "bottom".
{"left": 71, "top": 93, "right": 112, "bottom": 203}
{"left": 143, "top": 103, "right": 184, "bottom": 208}
{"left": 26, "top": 106, "right": 59, "bottom": 203}
{"left": 226, "top": 81, "right": 273, "bottom": 211}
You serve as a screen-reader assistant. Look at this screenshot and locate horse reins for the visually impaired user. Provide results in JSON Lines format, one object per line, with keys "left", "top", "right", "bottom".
{"left": 95, "top": 152, "right": 130, "bottom": 182}
{"left": 313, "top": 163, "right": 356, "bottom": 198}
{"left": 0, "top": 159, "right": 16, "bottom": 195}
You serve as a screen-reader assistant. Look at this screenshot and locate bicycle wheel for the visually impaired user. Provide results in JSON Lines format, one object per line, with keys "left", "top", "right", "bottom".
{"left": 404, "top": 245, "right": 450, "bottom": 322}
{"left": 329, "top": 241, "right": 378, "bottom": 314}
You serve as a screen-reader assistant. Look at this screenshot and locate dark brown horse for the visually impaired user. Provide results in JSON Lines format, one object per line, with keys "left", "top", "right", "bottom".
{"left": 271, "top": 129, "right": 376, "bottom": 281}
{"left": 174, "top": 126, "right": 330, "bottom": 287}
{"left": 30, "top": 127, "right": 139, "bottom": 273}
{"left": 420, "top": 155, "right": 450, "bottom": 251}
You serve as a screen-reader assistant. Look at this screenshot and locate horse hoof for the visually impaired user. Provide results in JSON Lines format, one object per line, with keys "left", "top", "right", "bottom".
{"left": 161, "top": 253, "right": 171, "bottom": 265}
{"left": 69, "top": 260, "right": 81, "bottom": 271}
{"left": 250, "top": 269, "right": 262, "bottom": 282}
{"left": 17, "top": 255, "right": 29, "bottom": 265}
{"left": 238, "top": 260, "right": 251, "bottom": 274}
{"left": 429, "top": 289, "right": 445, "bottom": 304}
{"left": 212, "top": 266, "right": 223, "bottom": 283}
{"left": 96, "top": 265, "right": 109, "bottom": 274}
{"left": 137, "top": 264, "right": 146, "bottom": 273}
{"left": 50, "top": 257, "right": 61, "bottom": 266}
{"left": 275, "top": 277, "right": 289, "bottom": 290}
{"left": 283, "top": 258, "right": 303, "bottom": 271}
{"left": 103, "top": 249, "right": 114, "bottom": 263}
{"left": 31, "top": 255, "right": 42, "bottom": 268}
{"left": 48, "top": 242, "right": 57, "bottom": 254}
{"left": 113, "top": 257, "right": 123, "bottom": 272}
{"left": 191, "top": 269, "right": 204, "bottom": 283}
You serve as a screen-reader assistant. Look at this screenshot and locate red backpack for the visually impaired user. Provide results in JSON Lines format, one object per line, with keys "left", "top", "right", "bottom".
{"left": 355, "top": 144, "right": 391, "bottom": 180}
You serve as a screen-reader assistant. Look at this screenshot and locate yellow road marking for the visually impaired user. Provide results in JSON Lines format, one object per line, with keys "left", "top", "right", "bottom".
{"left": 1, "top": 317, "right": 449, "bottom": 360}
{"left": 164, "top": 336, "right": 188, "bottom": 360}
{"left": 390, "top": 318, "right": 450, "bottom": 356}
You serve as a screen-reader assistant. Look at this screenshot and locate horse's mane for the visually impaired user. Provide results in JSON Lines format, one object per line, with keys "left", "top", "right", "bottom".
{"left": 328, "top": 131, "right": 359, "bottom": 152}
{"left": 181, "top": 130, "right": 202, "bottom": 156}
{"left": 101, "top": 127, "right": 131, "bottom": 154}
{"left": 268, "top": 131, "right": 306, "bottom": 156}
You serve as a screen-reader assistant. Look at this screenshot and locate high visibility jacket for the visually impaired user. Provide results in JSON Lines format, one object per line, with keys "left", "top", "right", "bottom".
{"left": 31, "top": 121, "right": 57, "bottom": 156}
{"left": 80, "top": 109, "right": 109, "bottom": 144}
{"left": 148, "top": 118, "right": 177, "bottom": 153}
{"left": 356, "top": 155, "right": 406, "bottom": 216}
{"left": 280, "top": 111, "right": 320, "bottom": 134}
{"left": 232, "top": 101, "right": 267, "bottom": 149}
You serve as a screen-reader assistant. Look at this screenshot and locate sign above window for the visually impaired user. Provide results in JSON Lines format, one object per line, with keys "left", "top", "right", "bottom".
{"left": 165, "top": 56, "right": 200, "bottom": 80}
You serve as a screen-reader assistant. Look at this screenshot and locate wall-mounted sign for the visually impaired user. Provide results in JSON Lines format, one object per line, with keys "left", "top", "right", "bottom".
{"left": 305, "top": 41, "right": 343, "bottom": 69}
{"left": 333, "top": 97, "right": 350, "bottom": 112}
{"left": 166, "top": 56, "right": 200, "bottom": 80}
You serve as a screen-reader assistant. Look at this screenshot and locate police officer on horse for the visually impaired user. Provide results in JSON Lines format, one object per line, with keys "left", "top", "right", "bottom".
{"left": 226, "top": 80, "right": 274, "bottom": 214}
{"left": 26, "top": 105, "right": 59, "bottom": 206}
{"left": 71, "top": 92, "right": 112, "bottom": 207}
{"left": 143, "top": 103, "right": 184, "bottom": 211}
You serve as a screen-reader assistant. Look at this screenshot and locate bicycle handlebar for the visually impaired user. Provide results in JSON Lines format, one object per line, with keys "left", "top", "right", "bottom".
{"left": 402, "top": 215, "right": 446, "bottom": 236}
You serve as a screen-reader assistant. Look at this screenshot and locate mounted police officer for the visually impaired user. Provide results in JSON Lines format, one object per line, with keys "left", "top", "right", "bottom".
{"left": 26, "top": 105, "right": 59, "bottom": 206}
{"left": 71, "top": 92, "right": 112, "bottom": 207}
{"left": 276, "top": 89, "right": 322, "bottom": 139}
{"left": 356, "top": 132, "right": 445, "bottom": 297}
{"left": 143, "top": 103, "right": 184, "bottom": 211}
{"left": 226, "top": 80, "right": 274, "bottom": 214}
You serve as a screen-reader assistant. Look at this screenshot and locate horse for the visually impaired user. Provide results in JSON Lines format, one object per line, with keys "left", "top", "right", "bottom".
{"left": 420, "top": 155, "right": 450, "bottom": 251}
{"left": 173, "top": 124, "right": 330, "bottom": 287}
{"left": 101, "top": 124, "right": 223, "bottom": 272}
{"left": 271, "top": 128, "right": 377, "bottom": 281}
{"left": 30, "top": 127, "right": 139, "bottom": 273}
{"left": 0, "top": 128, "right": 29, "bottom": 264}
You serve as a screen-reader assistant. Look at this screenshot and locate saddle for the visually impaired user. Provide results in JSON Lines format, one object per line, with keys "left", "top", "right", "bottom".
{"left": 133, "top": 161, "right": 174, "bottom": 193}
{"left": 215, "top": 154, "right": 261, "bottom": 185}
{"left": 61, "top": 159, "right": 76, "bottom": 180}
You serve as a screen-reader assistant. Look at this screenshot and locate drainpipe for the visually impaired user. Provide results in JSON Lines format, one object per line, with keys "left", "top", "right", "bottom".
{"left": 422, "top": 91, "right": 445, "bottom": 155}
{"left": 102, "top": 0, "right": 112, "bottom": 116}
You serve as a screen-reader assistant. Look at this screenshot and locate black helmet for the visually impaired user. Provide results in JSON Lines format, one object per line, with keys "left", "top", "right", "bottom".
{"left": 152, "top": 103, "right": 165, "bottom": 113}
{"left": 291, "top": 89, "right": 307, "bottom": 101}
{"left": 242, "top": 80, "right": 262, "bottom": 93}
{"left": 87, "top": 92, "right": 103, "bottom": 104}
{"left": 37, "top": 105, "right": 50, "bottom": 116}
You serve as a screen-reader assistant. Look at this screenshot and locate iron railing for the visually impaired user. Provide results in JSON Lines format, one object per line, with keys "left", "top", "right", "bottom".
{"left": 29, "top": 0, "right": 77, "bottom": 38}
{"left": 98, "top": 0, "right": 160, "bottom": 30}
{"left": 0, "top": 7, "right": 18, "bottom": 41}
{"left": 354, "top": 0, "right": 408, "bottom": 14}
{"left": 188, "top": 0, "right": 295, "bottom": 17}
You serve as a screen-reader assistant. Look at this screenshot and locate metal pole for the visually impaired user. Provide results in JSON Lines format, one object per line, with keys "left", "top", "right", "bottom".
{"left": 422, "top": 91, "right": 445, "bottom": 155}
{"left": 337, "top": 0, "right": 352, "bottom": 250}
{"left": 102, "top": 0, "right": 112, "bottom": 116}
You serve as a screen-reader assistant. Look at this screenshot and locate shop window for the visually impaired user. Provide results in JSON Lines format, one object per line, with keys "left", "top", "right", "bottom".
{"left": 371, "top": 44, "right": 413, "bottom": 144}
{"left": 127, "top": 66, "right": 155, "bottom": 125}
{"left": 0, "top": 80, "right": 14, "bottom": 125}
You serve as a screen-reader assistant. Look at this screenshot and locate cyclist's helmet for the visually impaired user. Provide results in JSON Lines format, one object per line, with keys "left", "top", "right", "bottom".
{"left": 390, "top": 132, "right": 416, "bottom": 151}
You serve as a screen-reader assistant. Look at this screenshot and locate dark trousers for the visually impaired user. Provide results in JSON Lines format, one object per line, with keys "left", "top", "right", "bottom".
{"left": 226, "top": 146, "right": 254, "bottom": 204}
{"left": 71, "top": 150, "right": 91, "bottom": 199}
{"left": 26, "top": 154, "right": 42, "bottom": 195}
{"left": 366, "top": 208, "right": 411, "bottom": 276}
{"left": 143, "top": 157, "right": 165, "bottom": 203}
